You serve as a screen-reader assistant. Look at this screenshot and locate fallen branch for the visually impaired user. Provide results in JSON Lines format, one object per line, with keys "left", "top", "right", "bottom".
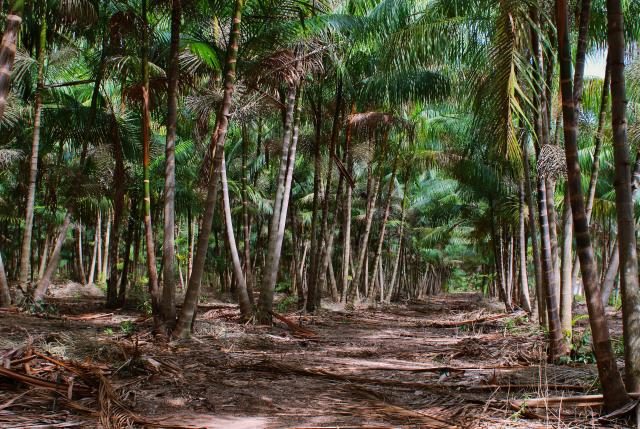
{"left": 270, "top": 311, "right": 319, "bottom": 338}
{"left": 63, "top": 313, "right": 114, "bottom": 321}
{"left": 510, "top": 393, "right": 640, "bottom": 410}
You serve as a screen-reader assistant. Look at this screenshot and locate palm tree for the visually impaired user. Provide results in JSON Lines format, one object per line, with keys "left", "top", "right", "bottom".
{"left": 161, "top": 0, "right": 182, "bottom": 326}
{"left": 257, "top": 76, "right": 301, "bottom": 324}
{"left": 174, "top": 0, "right": 245, "bottom": 337}
{"left": 606, "top": 0, "right": 640, "bottom": 393}
{"left": 19, "top": 11, "right": 47, "bottom": 287}
{"left": 556, "top": 0, "right": 629, "bottom": 410}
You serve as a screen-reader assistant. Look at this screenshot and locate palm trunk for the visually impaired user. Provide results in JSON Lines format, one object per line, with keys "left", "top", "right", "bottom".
{"left": 19, "top": 19, "right": 46, "bottom": 286}
{"left": 546, "top": 179, "right": 561, "bottom": 299}
{"left": 173, "top": 0, "right": 244, "bottom": 337}
{"left": 96, "top": 211, "right": 102, "bottom": 278}
{"left": 572, "top": 61, "right": 611, "bottom": 288}
{"left": 241, "top": 126, "right": 253, "bottom": 303}
{"left": 522, "top": 137, "right": 545, "bottom": 324}
{"left": 257, "top": 83, "right": 301, "bottom": 323}
{"left": 119, "top": 198, "right": 137, "bottom": 305}
{"left": 311, "top": 79, "right": 343, "bottom": 311}
{"left": 76, "top": 221, "right": 86, "bottom": 284}
{"left": 606, "top": 0, "right": 640, "bottom": 393}
{"left": 37, "top": 230, "right": 50, "bottom": 280}
{"left": 519, "top": 182, "right": 532, "bottom": 313}
{"left": 220, "top": 148, "right": 252, "bottom": 320}
{"left": 368, "top": 156, "right": 398, "bottom": 304}
{"left": 187, "top": 208, "right": 194, "bottom": 281}
{"left": 560, "top": 191, "right": 572, "bottom": 339}
{"left": 316, "top": 170, "right": 345, "bottom": 303}
{"left": 0, "top": 251, "right": 11, "bottom": 306}
{"left": 306, "top": 94, "right": 323, "bottom": 311}
{"left": 0, "top": 1, "right": 23, "bottom": 120}
{"left": 161, "top": 0, "right": 181, "bottom": 324}
{"left": 347, "top": 173, "right": 380, "bottom": 303}
{"left": 490, "top": 209, "right": 510, "bottom": 310}
{"left": 107, "top": 117, "right": 126, "bottom": 307}
{"left": 140, "top": 0, "right": 161, "bottom": 327}
{"left": 87, "top": 221, "right": 97, "bottom": 286}
{"left": 33, "top": 213, "right": 71, "bottom": 301}
{"left": 556, "top": 0, "right": 629, "bottom": 410}
{"left": 538, "top": 176, "right": 565, "bottom": 357}
{"left": 101, "top": 211, "right": 111, "bottom": 282}
{"left": 386, "top": 182, "right": 407, "bottom": 303}
{"left": 340, "top": 107, "right": 355, "bottom": 302}
{"left": 601, "top": 239, "right": 619, "bottom": 306}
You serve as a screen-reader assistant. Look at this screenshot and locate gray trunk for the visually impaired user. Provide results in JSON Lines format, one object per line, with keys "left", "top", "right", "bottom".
{"left": 33, "top": 213, "right": 71, "bottom": 301}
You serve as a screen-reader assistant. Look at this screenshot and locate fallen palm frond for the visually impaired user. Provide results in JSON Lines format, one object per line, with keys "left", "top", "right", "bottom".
{"left": 0, "top": 344, "right": 195, "bottom": 428}
{"left": 350, "top": 385, "right": 459, "bottom": 429}
{"left": 420, "top": 311, "right": 525, "bottom": 327}
{"left": 233, "top": 359, "right": 488, "bottom": 405}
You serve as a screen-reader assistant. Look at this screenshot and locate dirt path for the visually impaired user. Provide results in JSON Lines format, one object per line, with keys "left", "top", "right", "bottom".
{"left": 0, "top": 293, "right": 629, "bottom": 428}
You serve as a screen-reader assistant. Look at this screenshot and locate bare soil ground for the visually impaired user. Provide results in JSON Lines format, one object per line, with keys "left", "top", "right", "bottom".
{"left": 0, "top": 291, "right": 632, "bottom": 428}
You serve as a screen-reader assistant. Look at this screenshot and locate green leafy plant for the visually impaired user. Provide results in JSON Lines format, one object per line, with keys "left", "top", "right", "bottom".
{"left": 120, "top": 320, "right": 135, "bottom": 335}
{"left": 276, "top": 295, "right": 297, "bottom": 313}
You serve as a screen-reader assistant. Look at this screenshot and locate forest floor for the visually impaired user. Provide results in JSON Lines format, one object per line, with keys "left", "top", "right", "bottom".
{"left": 0, "top": 289, "right": 633, "bottom": 428}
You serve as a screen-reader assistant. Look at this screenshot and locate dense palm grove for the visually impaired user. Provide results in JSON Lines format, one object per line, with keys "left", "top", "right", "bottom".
{"left": 1, "top": 0, "right": 640, "bottom": 412}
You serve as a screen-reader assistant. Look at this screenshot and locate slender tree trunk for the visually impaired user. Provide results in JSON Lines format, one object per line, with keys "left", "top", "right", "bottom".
{"left": 187, "top": 208, "right": 193, "bottom": 281}
{"left": 519, "top": 182, "right": 532, "bottom": 313}
{"left": 241, "top": 126, "right": 253, "bottom": 303}
{"left": 220, "top": 147, "right": 252, "bottom": 320}
{"left": 119, "top": 198, "right": 138, "bottom": 305}
{"left": 606, "top": 0, "right": 640, "bottom": 393}
{"left": 522, "top": 137, "right": 545, "bottom": 325}
{"left": 96, "top": 211, "right": 102, "bottom": 278}
{"left": 33, "top": 213, "right": 71, "bottom": 301}
{"left": 174, "top": 0, "right": 244, "bottom": 337}
{"left": 307, "top": 93, "right": 323, "bottom": 311}
{"left": 88, "top": 211, "right": 99, "bottom": 285}
{"left": 538, "top": 176, "right": 565, "bottom": 357}
{"left": 329, "top": 258, "right": 339, "bottom": 302}
{"left": 161, "top": 0, "right": 181, "bottom": 325}
{"left": 316, "top": 172, "right": 345, "bottom": 304}
{"left": 572, "top": 61, "right": 611, "bottom": 288}
{"left": 257, "top": 83, "right": 301, "bottom": 323}
{"left": 102, "top": 211, "right": 111, "bottom": 282}
{"left": 107, "top": 117, "right": 126, "bottom": 307}
{"left": 490, "top": 209, "right": 510, "bottom": 310}
{"left": 76, "top": 221, "right": 86, "bottom": 284}
{"left": 0, "top": 251, "right": 10, "bottom": 306}
{"left": 560, "top": 191, "right": 572, "bottom": 339}
{"left": 368, "top": 156, "right": 398, "bottom": 304}
{"left": 37, "top": 231, "right": 50, "bottom": 281}
{"left": 601, "top": 238, "right": 619, "bottom": 306}
{"left": 573, "top": 0, "right": 591, "bottom": 111}
{"left": 0, "top": 1, "right": 22, "bottom": 120}
{"left": 19, "top": 18, "right": 46, "bottom": 286}
{"left": 387, "top": 183, "right": 407, "bottom": 303}
{"left": 140, "top": 0, "right": 161, "bottom": 327}
{"left": 347, "top": 173, "right": 380, "bottom": 303}
{"left": 546, "top": 180, "right": 561, "bottom": 299}
{"left": 311, "top": 79, "right": 343, "bottom": 311}
{"left": 556, "top": 0, "right": 629, "bottom": 410}
{"left": 340, "top": 107, "right": 355, "bottom": 302}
